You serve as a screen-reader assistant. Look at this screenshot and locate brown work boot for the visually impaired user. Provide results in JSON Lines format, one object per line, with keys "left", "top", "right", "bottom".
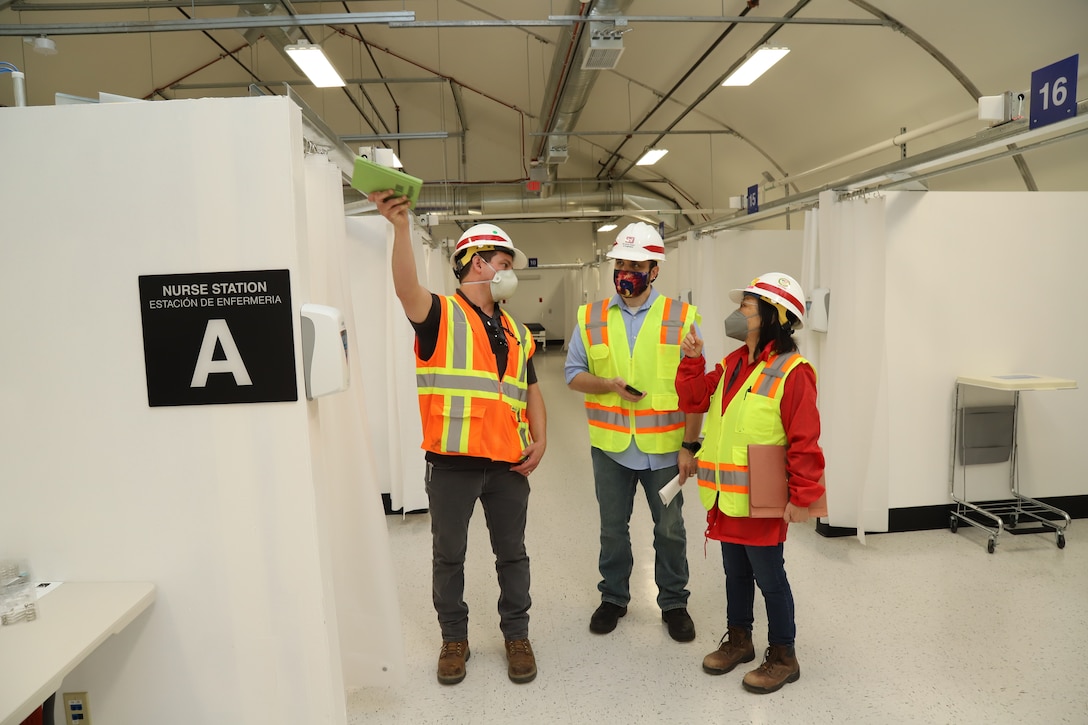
{"left": 437, "top": 639, "right": 470, "bottom": 685}
{"left": 702, "top": 625, "right": 756, "bottom": 675}
{"left": 504, "top": 638, "right": 538, "bottom": 684}
{"left": 742, "top": 644, "right": 800, "bottom": 694}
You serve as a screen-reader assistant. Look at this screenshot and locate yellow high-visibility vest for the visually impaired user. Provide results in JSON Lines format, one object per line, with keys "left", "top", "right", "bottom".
{"left": 577, "top": 296, "right": 698, "bottom": 454}
{"left": 697, "top": 352, "right": 809, "bottom": 516}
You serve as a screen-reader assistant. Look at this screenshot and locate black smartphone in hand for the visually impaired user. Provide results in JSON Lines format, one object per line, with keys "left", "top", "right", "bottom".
{"left": 624, "top": 384, "right": 643, "bottom": 396}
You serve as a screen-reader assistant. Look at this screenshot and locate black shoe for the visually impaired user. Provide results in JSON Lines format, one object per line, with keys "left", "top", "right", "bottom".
{"left": 661, "top": 608, "right": 696, "bottom": 642}
{"left": 589, "top": 602, "right": 628, "bottom": 634}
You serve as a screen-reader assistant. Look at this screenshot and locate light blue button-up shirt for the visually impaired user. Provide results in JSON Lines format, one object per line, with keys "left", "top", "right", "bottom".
{"left": 565, "top": 288, "right": 698, "bottom": 472}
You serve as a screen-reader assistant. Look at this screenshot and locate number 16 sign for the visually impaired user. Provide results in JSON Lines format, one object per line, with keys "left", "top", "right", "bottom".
{"left": 1030, "top": 54, "right": 1078, "bottom": 130}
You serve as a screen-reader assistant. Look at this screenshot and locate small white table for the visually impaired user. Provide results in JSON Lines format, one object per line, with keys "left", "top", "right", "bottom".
{"left": 0, "top": 581, "right": 155, "bottom": 725}
{"left": 949, "top": 374, "right": 1077, "bottom": 553}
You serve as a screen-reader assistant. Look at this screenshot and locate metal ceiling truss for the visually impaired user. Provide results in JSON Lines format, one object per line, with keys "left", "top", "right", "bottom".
{"left": 4, "top": 1, "right": 1068, "bottom": 230}
{"left": 684, "top": 100, "right": 1088, "bottom": 240}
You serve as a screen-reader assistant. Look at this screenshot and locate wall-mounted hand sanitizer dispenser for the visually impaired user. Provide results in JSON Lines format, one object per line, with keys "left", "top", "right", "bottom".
{"left": 808, "top": 288, "right": 830, "bottom": 333}
{"left": 300, "top": 303, "right": 350, "bottom": 400}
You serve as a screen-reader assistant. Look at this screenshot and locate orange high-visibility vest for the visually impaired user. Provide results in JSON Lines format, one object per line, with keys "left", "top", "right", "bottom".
{"left": 415, "top": 295, "right": 535, "bottom": 462}
{"left": 577, "top": 295, "right": 698, "bottom": 454}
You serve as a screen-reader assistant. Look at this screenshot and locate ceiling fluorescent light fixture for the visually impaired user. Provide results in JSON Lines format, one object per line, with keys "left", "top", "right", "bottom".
{"left": 636, "top": 148, "right": 668, "bottom": 166}
{"left": 284, "top": 40, "right": 345, "bottom": 88}
{"left": 721, "top": 46, "right": 790, "bottom": 87}
{"left": 597, "top": 223, "right": 618, "bottom": 232}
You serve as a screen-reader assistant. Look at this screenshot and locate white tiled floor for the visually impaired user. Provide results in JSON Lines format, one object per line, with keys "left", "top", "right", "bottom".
{"left": 347, "top": 350, "right": 1087, "bottom": 724}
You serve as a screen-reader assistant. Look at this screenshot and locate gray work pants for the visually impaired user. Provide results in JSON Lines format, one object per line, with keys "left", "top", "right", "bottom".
{"left": 426, "top": 459, "right": 531, "bottom": 641}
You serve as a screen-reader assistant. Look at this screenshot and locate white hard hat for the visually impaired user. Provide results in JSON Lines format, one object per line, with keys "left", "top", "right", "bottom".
{"left": 451, "top": 223, "right": 528, "bottom": 271}
{"left": 729, "top": 273, "right": 806, "bottom": 329}
{"left": 606, "top": 222, "right": 667, "bottom": 262}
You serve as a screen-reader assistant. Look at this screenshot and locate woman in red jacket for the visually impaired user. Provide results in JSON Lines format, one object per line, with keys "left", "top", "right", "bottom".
{"left": 674, "top": 272, "right": 825, "bottom": 695}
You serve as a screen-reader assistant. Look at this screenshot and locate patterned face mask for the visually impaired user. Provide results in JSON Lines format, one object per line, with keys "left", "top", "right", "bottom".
{"left": 613, "top": 269, "right": 651, "bottom": 298}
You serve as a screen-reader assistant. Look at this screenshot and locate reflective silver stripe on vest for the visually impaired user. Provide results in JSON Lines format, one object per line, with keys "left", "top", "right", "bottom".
{"left": 503, "top": 312, "right": 531, "bottom": 384}
{"left": 585, "top": 300, "right": 609, "bottom": 346}
{"left": 637, "top": 410, "right": 686, "bottom": 429}
{"left": 696, "top": 468, "right": 750, "bottom": 487}
{"left": 585, "top": 407, "right": 629, "bottom": 429}
{"left": 501, "top": 380, "right": 528, "bottom": 402}
{"left": 450, "top": 302, "right": 469, "bottom": 369}
{"left": 446, "top": 395, "right": 466, "bottom": 451}
{"left": 752, "top": 353, "right": 797, "bottom": 396}
{"left": 417, "top": 371, "right": 528, "bottom": 403}
{"left": 661, "top": 301, "right": 686, "bottom": 345}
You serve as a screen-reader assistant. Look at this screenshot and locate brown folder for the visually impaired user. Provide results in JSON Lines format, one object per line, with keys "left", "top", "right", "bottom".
{"left": 747, "top": 444, "right": 828, "bottom": 518}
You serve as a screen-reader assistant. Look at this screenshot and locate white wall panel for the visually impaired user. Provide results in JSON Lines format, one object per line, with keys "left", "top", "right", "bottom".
{"left": 0, "top": 97, "right": 348, "bottom": 724}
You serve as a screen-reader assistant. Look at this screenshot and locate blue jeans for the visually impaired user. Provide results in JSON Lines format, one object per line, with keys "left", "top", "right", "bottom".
{"left": 591, "top": 447, "right": 690, "bottom": 611}
{"left": 426, "top": 459, "right": 531, "bottom": 642}
{"left": 720, "top": 541, "right": 795, "bottom": 646}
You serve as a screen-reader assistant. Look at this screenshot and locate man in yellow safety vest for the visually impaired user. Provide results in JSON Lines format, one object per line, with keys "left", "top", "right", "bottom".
{"left": 564, "top": 222, "right": 702, "bottom": 643}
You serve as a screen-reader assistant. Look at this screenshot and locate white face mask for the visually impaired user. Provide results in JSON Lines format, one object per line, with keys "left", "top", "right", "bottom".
{"left": 465, "top": 259, "right": 519, "bottom": 302}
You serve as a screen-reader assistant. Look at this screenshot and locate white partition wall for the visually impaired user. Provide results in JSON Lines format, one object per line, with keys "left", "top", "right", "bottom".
{"left": 344, "top": 217, "right": 428, "bottom": 514}
{"left": 881, "top": 191, "right": 1086, "bottom": 506}
{"left": 810, "top": 190, "right": 1087, "bottom": 532}
{"left": 0, "top": 97, "right": 399, "bottom": 723}
{"left": 303, "top": 160, "right": 406, "bottom": 687}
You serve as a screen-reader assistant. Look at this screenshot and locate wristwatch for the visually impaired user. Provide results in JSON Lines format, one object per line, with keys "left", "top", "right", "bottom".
{"left": 681, "top": 440, "right": 702, "bottom": 454}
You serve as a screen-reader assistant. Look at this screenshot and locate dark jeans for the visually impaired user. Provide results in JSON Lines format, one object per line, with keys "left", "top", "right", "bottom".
{"left": 720, "top": 541, "right": 795, "bottom": 646}
{"left": 426, "top": 459, "right": 531, "bottom": 641}
{"left": 591, "top": 447, "right": 690, "bottom": 611}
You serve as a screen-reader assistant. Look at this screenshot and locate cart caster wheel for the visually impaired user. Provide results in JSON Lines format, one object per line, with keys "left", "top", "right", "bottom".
{"left": 1057, "top": 532, "right": 1066, "bottom": 549}
{"left": 987, "top": 538, "right": 996, "bottom": 554}
{"left": 1006, "top": 515, "right": 1018, "bottom": 529}
{"left": 949, "top": 515, "right": 958, "bottom": 533}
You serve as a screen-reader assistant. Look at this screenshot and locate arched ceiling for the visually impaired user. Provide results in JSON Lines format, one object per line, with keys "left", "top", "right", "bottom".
{"left": 3, "top": 0, "right": 1086, "bottom": 237}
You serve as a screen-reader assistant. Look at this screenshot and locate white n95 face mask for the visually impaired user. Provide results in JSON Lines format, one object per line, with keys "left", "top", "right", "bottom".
{"left": 464, "top": 260, "right": 519, "bottom": 301}
{"left": 487, "top": 268, "right": 519, "bottom": 301}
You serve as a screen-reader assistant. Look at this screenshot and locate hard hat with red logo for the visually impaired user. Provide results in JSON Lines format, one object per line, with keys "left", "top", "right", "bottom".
{"left": 451, "top": 223, "right": 528, "bottom": 273}
{"left": 729, "top": 273, "right": 806, "bottom": 329}
{"left": 606, "top": 222, "right": 667, "bottom": 262}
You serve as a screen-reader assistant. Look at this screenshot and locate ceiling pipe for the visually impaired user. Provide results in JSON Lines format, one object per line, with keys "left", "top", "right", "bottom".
{"left": 411, "top": 180, "right": 682, "bottom": 231}
{"left": 764, "top": 109, "right": 978, "bottom": 191}
{"left": 533, "top": 0, "right": 632, "bottom": 178}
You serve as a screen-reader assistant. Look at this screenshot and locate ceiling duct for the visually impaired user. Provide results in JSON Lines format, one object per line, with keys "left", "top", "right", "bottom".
{"left": 410, "top": 180, "right": 682, "bottom": 232}
{"left": 535, "top": 0, "right": 633, "bottom": 167}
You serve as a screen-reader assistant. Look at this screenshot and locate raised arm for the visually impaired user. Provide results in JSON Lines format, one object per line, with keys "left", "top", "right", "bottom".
{"left": 368, "top": 190, "right": 433, "bottom": 324}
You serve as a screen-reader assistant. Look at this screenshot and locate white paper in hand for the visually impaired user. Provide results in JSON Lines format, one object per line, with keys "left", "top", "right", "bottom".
{"left": 658, "top": 474, "right": 683, "bottom": 506}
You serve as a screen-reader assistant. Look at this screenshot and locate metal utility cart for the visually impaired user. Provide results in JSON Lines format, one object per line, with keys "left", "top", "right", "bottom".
{"left": 949, "top": 374, "right": 1076, "bottom": 553}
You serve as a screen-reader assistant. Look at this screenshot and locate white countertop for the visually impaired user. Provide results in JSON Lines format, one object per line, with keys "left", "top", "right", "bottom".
{"left": 955, "top": 374, "right": 1078, "bottom": 391}
{"left": 0, "top": 581, "right": 155, "bottom": 725}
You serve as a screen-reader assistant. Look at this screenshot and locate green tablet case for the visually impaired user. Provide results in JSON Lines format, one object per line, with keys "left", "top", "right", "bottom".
{"left": 350, "top": 156, "right": 423, "bottom": 208}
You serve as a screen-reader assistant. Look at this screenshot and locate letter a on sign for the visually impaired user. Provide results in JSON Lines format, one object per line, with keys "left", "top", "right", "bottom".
{"left": 191, "top": 319, "right": 254, "bottom": 387}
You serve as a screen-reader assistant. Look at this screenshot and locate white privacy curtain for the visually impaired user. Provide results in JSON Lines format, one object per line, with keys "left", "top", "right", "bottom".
{"left": 809, "top": 190, "right": 890, "bottom": 540}
{"left": 303, "top": 155, "right": 405, "bottom": 686}
{"left": 344, "top": 216, "right": 429, "bottom": 514}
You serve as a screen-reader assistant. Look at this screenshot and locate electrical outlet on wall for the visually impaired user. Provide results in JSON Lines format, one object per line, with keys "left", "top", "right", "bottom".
{"left": 63, "top": 692, "right": 92, "bottom": 725}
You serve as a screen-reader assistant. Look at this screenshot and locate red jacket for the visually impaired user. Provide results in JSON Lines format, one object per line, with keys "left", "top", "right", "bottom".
{"left": 675, "top": 342, "right": 825, "bottom": 546}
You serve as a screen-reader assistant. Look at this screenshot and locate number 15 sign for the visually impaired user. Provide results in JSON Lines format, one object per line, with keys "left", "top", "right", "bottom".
{"left": 1030, "top": 54, "right": 1078, "bottom": 130}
